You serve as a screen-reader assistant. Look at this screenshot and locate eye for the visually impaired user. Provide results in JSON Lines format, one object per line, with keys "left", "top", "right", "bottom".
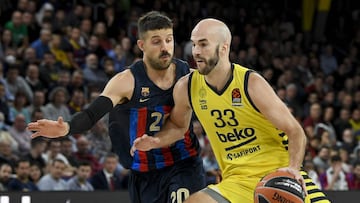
{"left": 166, "top": 37, "right": 173, "bottom": 43}
{"left": 199, "top": 42, "right": 207, "bottom": 47}
{"left": 152, "top": 40, "right": 161, "bottom": 45}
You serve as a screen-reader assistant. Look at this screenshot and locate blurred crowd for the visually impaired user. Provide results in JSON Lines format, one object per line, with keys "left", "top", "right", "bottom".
{"left": 0, "top": 0, "right": 359, "bottom": 192}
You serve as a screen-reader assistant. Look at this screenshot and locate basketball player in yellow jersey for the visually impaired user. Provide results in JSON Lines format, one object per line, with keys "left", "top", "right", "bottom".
{"left": 132, "top": 18, "right": 330, "bottom": 203}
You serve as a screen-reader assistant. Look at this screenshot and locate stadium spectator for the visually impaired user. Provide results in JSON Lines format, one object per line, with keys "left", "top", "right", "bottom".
{"left": 37, "top": 159, "right": 68, "bottom": 191}
{"left": 9, "top": 91, "right": 31, "bottom": 124}
{"left": 5, "top": 64, "right": 33, "bottom": 102}
{"left": 320, "top": 155, "right": 349, "bottom": 191}
{"left": 67, "top": 89, "right": 86, "bottom": 115}
{"left": 85, "top": 118, "right": 112, "bottom": 160}
{"left": 90, "top": 153, "right": 124, "bottom": 190}
{"left": 30, "top": 28, "right": 52, "bottom": 60}
{"left": 26, "top": 89, "right": 46, "bottom": 116}
{"left": 4, "top": 11, "right": 28, "bottom": 49}
{"left": 67, "top": 160, "right": 94, "bottom": 191}
{"left": 0, "top": 163, "right": 13, "bottom": 191}
{"left": 346, "top": 161, "right": 360, "bottom": 190}
{"left": 7, "top": 158, "right": 38, "bottom": 191}
{"left": 25, "top": 63, "right": 45, "bottom": 92}
{"left": 8, "top": 114, "right": 32, "bottom": 155}
{"left": 29, "top": 162, "right": 43, "bottom": 185}
{"left": 42, "top": 86, "right": 71, "bottom": 121}
{"left": 82, "top": 53, "right": 108, "bottom": 90}
{"left": 38, "top": 51, "right": 63, "bottom": 88}
{"left": 74, "top": 135, "right": 102, "bottom": 175}
{"left": 41, "top": 140, "right": 70, "bottom": 174}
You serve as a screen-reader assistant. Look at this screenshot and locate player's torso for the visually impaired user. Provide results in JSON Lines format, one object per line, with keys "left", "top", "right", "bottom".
{"left": 109, "top": 59, "right": 199, "bottom": 172}
{"left": 189, "top": 64, "right": 289, "bottom": 178}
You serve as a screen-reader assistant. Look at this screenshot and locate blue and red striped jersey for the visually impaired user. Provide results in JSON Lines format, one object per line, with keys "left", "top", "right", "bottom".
{"left": 108, "top": 59, "right": 200, "bottom": 172}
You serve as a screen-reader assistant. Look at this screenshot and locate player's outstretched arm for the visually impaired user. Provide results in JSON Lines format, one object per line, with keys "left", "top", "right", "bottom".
{"left": 132, "top": 76, "right": 192, "bottom": 153}
{"left": 28, "top": 70, "right": 134, "bottom": 139}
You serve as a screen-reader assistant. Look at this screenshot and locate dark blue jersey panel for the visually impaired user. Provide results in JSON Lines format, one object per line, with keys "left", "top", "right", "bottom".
{"left": 108, "top": 59, "right": 200, "bottom": 172}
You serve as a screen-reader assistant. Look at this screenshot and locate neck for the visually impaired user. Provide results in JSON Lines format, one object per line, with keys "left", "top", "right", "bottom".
{"left": 143, "top": 61, "right": 175, "bottom": 90}
{"left": 205, "top": 60, "right": 232, "bottom": 92}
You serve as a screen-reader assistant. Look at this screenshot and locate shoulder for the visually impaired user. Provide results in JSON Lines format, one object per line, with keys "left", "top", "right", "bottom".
{"left": 173, "top": 58, "right": 190, "bottom": 71}
{"left": 108, "top": 69, "right": 134, "bottom": 86}
{"left": 176, "top": 73, "right": 191, "bottom": 89}
{"left": 173, "top": 58, "right": 189, "bottom": 66}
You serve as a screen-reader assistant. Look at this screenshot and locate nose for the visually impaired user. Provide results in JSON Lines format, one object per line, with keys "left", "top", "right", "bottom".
{"left": 192, "top": 44, "right": 200, "bottom": 56}
{"left": 160, "top": 40, "right": 168, "bottom": 52}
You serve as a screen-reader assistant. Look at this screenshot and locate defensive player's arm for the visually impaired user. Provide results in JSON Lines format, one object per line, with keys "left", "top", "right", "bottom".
{"left": 247, "top": 72, "right": 306, "bottom": 171}
{"left": 132, "top": 76, "right": 193, "bottom": 151}
{"left": 28, "top": 70, "right": 134, "bottom": 138}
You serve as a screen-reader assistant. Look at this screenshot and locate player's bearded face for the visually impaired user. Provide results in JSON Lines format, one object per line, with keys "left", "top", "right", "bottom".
{"left": 197, "top": 45, "right": 219, "bottom": 75}
{"left": 149, "top": 50, "right": 173, "bottom": 70}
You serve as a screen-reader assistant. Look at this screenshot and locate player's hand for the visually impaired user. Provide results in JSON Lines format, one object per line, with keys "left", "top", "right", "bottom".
{"left": 27, "top": 116, "right": 69, "bottom": 139}
{"left": 277, "top": 167, "right": 307, "bottom": 197}
{"left": 130, "top": 134, "right": 160, "bottom": 156}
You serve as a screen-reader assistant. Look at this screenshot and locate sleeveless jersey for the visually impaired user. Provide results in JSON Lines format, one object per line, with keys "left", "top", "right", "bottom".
{"left": 109, "top": 59, "right": 200, "bottom": 172}
{"left": 189, "top": 64, "right": 289, "bottom": 179}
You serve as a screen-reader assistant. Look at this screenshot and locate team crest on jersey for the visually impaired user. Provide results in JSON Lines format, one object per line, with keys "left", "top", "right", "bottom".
{"left": 231, "top": 88, "right": 242, "bottom": 106}
{"left": 141, "top": 87, "right": 150, "bottom": 97}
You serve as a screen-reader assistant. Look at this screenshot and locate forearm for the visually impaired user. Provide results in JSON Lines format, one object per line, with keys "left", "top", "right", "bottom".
{"left": 287, "top": 127, "right": 307, "bottom": 170}
{"left": 68, "top": 96, "right": 113, "bottom": 135}
{"left": 152, "top": 117, "right": 188, "bottom": 148}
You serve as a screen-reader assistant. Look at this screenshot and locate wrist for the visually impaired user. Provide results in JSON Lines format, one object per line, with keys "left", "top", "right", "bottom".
{"left": 64, "top": 122, "right": 70, "bottom": 136}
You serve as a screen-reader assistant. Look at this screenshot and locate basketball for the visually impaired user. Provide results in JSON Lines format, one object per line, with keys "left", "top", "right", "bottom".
{"left": 254, "top": 171, "right": 305, "bottom": 203}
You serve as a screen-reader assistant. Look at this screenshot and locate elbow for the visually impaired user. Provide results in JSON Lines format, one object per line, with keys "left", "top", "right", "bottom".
{"left": 284, "top": 124, "right": 307, "bottom": 146}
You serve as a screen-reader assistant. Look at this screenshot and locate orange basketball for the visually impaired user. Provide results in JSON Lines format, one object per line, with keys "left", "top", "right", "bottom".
{"left": 254, "top": 171, "right": 305, "bottom": 203}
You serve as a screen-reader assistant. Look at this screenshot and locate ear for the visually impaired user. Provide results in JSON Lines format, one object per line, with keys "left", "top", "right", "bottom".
{"left": 221, "top": 43, "right": 229, "bottom": 54}
{"left": 137, "top": 39, "right": 144, "bottom": 51}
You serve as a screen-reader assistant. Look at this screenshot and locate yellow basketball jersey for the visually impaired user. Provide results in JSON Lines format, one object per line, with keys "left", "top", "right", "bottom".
{"left": 189, "top": 64, "right": 289, "bottom": 180}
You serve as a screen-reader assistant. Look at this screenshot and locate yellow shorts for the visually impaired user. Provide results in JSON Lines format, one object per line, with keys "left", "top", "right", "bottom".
{"left": 207, "top": 171, "right": 330, "bottom": 203}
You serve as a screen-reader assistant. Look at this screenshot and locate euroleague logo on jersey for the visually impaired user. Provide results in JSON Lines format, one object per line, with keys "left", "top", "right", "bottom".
{"left": 232, "top": 88, "right": 242, "bottom": 106}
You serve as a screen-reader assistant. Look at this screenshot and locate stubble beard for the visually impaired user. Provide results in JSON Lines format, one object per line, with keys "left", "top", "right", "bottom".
{"left": 148, "top": 51, "right": 173, "bottom": 70}
{"left": 198, "top": 45, "right": 220, "bottom": 75}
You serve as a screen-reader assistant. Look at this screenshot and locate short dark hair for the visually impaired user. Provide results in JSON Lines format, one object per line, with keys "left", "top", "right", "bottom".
{"left": 15, "top": 157, "right": 30, "bottom": 168}
{"left": 137, "top": 11, "right": 172, "bottom": 39}
{"left": 331, "top": 155, "right": 341, "bottom": 163}
{"left": 105, "top": 152, "right": 119, "bottom": 161}
{"left": 77, "top": 160, "right": 92, "bottom": 168}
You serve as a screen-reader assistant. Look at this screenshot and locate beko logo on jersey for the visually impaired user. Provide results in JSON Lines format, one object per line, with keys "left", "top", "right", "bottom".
{"left": 216, "top": 128, "right": 257, "bottom": 151}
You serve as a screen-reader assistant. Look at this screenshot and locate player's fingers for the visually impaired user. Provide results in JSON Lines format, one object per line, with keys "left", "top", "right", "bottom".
{"left": 31, "top": 132, "right": 41, "bottom": 139}
{"left": 27, "top": 124, "right": 39, "bottom": 131}
{"left": 133, "top": 137, "right": 141, "bottom": 145}
{"left": 300, "top": 178, "right": 308, "bottom": 196}
{"left": 58, "top": 116, "right": 64, "bottom": 124}
{"left": 37, "top": 119, "right": 48, "bottom": 126}
{"left": 130, "top": 146, "right": 136, "bottom": 156}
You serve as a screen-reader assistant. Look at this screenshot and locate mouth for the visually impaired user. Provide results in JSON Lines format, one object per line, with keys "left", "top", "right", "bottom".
{"left": 160, "top": 55, "right": 171, "bottom": 60}
{"left": 195, "top": 59, "right": 205, "bottom": 64}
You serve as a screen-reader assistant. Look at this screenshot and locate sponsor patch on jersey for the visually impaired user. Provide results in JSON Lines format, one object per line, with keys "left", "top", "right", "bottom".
{"left": 231, "top": 88, "right": 242, "bottom": 106}
{"left": 199, "top": 87, "right": 207, "bottom": 110}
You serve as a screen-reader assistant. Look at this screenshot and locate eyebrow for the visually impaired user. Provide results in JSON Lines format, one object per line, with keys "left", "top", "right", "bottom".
{"left": 150, "top": 34, "right": 173, "bottom": 39}
{"left": 191, "top": 38, "right": 208, "bottom": 43}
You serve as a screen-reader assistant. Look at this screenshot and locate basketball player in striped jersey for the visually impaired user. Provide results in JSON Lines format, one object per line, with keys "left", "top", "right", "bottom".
{"left": 132, "top": 18, "right": 330, "bottom": 203}
{"left": 28, "top": 11, "right": 205, "bottom": 203}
